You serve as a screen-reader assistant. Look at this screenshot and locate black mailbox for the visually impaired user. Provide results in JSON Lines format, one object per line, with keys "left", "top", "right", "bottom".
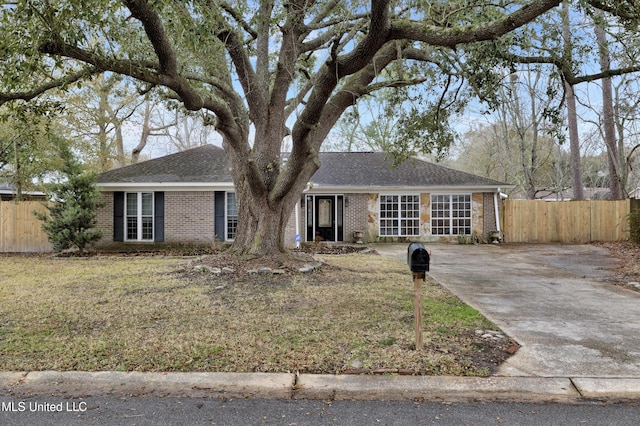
{"left": 407, "top": 242, "right": 430, "bottom": 272}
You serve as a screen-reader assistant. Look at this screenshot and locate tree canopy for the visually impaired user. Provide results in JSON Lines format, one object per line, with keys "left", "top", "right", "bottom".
{"left": 1, "top": 0, "right": 638, "bottom": 254}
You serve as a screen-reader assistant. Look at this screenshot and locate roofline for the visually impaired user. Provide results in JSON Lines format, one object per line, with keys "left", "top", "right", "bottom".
{"left": 98, "top": 182, "right": 234, "bottom": 192}
{"left": 306, "top": 184, "right": 515, "bottom": 193}
{"left": 98, "top": 182, "right": 514, "bottom": 193}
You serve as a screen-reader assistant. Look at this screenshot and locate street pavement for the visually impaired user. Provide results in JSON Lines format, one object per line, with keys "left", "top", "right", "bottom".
{"left": 2, "top": 243, "right": 640, "bottom": 403}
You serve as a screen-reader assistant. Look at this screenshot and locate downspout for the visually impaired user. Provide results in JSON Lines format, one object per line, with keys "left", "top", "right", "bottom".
{"left": 295, "top": 200, "right": 300, "bottom": 249}
{"left": 494, "top": 189, "right": 501, "bottom": 234}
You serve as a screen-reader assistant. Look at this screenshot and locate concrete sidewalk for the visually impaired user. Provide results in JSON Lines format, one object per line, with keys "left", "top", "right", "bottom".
{"left": 2, "top": 371, "right": 640, "bottom": 402}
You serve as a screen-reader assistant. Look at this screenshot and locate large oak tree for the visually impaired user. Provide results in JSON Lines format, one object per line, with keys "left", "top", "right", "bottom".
{"left": 0, "top": 0, "right": 637, "bottom": 255}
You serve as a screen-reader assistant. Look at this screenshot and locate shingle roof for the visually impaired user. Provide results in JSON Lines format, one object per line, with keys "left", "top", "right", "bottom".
{"left": 312, "top": 152, "right": 507, "bottom": 187}
{"left": 98, "top": 145, "right": 508, "bottom": 188}
{"left": 98, "top": 145, "right": 232, "bottom": 183}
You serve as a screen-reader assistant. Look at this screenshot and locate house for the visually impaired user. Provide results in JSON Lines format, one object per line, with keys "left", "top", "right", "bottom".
{"left": 95, "top": 144, "right": 511, "bottom": 248}
{"left": 0, "top": 182, "right": 46, "bottom": 201}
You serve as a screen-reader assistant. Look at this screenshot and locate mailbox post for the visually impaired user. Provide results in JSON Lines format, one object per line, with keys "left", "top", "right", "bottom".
{"left": 407, "top": 243, "right": 430, "bottom": 351}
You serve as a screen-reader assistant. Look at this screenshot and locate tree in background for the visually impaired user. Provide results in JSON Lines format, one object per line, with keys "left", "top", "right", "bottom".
{"left": 34, "top": 139, "right": 104, "bottom": 254}
{"left": 0, "top": 101, "right": 62, "bottom": 198}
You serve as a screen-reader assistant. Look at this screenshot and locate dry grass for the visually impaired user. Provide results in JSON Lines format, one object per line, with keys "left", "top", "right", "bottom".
{"left": 0, "top": 253, "right": 511, "bottom": 376}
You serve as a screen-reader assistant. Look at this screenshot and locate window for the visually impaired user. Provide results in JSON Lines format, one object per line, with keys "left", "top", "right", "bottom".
{"left": 226, "top": 192, "right": 238, "bottom": 240}
{"left": 125, "top": 192, "right": 154, "bottom": 241}
{"left": 379, "top": 195, "right": 420, "bottom": 237}
{"left": 431, "top": 194, "right": 471, "bottom": 235}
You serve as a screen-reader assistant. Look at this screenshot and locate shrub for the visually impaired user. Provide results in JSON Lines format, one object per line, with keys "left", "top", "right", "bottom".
{"left": 34, "top": 140, "right": 104, "bottom": 253}
{"left": 630, "top": 209, "right": 640, "bottom": 244}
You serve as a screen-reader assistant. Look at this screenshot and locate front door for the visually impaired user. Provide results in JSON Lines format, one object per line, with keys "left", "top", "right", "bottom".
{"left": 306, "top": 195, "right": 344, "bottom": 242}
{"left": 315, "top": 196, "right": 335, "bottom": 241}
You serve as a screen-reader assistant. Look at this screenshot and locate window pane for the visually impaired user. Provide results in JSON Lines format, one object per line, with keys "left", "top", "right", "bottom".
{"left": 141, "top": 193, "right": 153, "bottom": 216}
{"left": 126, "top": 193, "right": 137, "bottom": 216}
{"left": 127, "top": 217, "right": 138, "bottom": 240}
{"left": 142, "top": 217, "right": 153, "bottom": 240}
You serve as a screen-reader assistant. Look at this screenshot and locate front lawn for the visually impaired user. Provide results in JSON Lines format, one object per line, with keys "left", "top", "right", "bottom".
{"left": 0, "top": 252, "right": 512, "bottom": 376}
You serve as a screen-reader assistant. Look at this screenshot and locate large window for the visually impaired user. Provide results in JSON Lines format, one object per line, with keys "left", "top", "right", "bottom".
{"left": 379, "top": 195, "right": 420, "bottom": 237}
{"left": 126, "top": 192, "right": 154, "bottom": 241}
{"left": 226, "top": 192, "right": 238, "bottom": 240}
{"left": 431, "top": 194, "right": 471, "bottom": 235}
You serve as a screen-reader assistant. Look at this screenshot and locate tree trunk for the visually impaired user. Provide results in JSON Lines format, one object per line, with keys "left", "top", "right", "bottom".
{"left": 594, "top": 17, "right": 624, "bottom": 200}
{"left": 224, "top": 134, "right": 320, "bottom": 256}
{"left": 562, "top": 2, "right": 585, "bottom": 200}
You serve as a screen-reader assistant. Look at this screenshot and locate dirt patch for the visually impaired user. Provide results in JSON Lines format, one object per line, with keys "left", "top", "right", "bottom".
{"left": 594, "top": 242, "right": 640, "bottom": 291}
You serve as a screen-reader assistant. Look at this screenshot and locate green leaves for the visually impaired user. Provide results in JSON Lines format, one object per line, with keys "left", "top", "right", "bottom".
{"left": 34, "top": 139, "right": 105, "bottom": 253}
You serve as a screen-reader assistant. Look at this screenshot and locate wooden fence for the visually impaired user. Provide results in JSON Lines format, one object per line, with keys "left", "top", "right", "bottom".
{"left": 502, "top": 199, "right": 631, "bottom": 243}
{"left": 0, "top": 201, "right": 52, "bottom": 252}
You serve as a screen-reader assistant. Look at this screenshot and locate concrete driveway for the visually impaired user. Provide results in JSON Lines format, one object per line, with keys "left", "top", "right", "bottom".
{"left": 374, "top": 243, "right": 640, "bottom": 378}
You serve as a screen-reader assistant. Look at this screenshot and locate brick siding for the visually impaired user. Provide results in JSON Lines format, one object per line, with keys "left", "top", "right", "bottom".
{"left": 95, "top": 191, "right": 215, "bottom": 248}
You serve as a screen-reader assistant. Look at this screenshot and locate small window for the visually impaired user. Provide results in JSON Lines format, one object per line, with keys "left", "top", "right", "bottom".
{"left": 226, "top": 192, "right": 238, "bottom": 240}
{"left": 125, "top": 192, "right": 154, "bottom": 241}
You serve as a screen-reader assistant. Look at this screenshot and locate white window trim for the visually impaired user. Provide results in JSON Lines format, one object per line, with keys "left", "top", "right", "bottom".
{"left": 125, "top": 192, "right": 154, "bottom": 242}
{"left": 430, "top": 193, "right": 473, "bottom": 236}
{"left": 378, "top": 193, "right": 421, "bottom": 237}
{"left": 304, "top": 194, "right": 345, "bottom": 242}
{"left": 225, "top": 192, "right": 238, "bottom": 242}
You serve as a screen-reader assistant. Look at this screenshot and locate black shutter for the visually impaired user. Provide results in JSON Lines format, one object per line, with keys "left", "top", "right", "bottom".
{"left": 154, "top": 192, "right": 164, "bottom": 242}
{"left": 214, "top": 191, "right": 225, "bottom": 241}
{"left": 113, "top": 192, "right": 124, "bottom": 241}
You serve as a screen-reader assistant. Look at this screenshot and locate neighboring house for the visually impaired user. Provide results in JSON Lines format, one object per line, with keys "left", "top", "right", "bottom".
{"left": 96, "top": 145, "right": 511, "bottom": 248}
{"left": 0, "top": 182, "right": 46, "bottom": 201}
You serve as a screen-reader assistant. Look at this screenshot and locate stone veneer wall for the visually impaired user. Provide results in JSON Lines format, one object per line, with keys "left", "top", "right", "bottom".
{"left": 472, "top": 193, "right": 484, "bottom": 240}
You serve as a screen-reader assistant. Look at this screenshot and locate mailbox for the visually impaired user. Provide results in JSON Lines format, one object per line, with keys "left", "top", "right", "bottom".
{"left": 407, "top": 242, "right": 430, "bottom": 272}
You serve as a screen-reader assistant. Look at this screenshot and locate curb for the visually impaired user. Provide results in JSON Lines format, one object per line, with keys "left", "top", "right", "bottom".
{"left": 3, "top": 372, "right": 640, "bottom": 402}
{"left": 0, "top": 372, "right": 294, "bottom": 399}
{"left": 294, "top": 375, "right": 579, "bottom": 402}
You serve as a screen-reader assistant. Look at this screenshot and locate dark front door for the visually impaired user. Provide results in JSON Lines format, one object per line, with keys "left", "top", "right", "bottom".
{"left": 315, "top": 196, "right": 335, "bottom": 241}
{"left": 306, "top": 195, "right": 344, "bottom": 242}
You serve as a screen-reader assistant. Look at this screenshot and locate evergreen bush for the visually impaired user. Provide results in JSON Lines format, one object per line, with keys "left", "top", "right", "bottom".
{"left": 34, "top": 141, "right": 104, "bottom": 253}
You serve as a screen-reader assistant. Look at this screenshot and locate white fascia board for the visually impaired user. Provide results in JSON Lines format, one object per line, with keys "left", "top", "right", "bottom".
{"left": 307, "top": 185, "right": 513, "bottom": 193}
{"left": 98, "top": 182, "right": 235, "bottom": 192}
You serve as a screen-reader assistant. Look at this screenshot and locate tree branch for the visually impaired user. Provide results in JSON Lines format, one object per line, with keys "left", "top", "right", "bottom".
{"left": 122, "top": 0, "right": 178, "bottom": 76}
{"left": 217, "top": 29, "right": 265, "bottom": 124}
{"left": 389, "top": 0, "right": 561, "bottom": 48}
{"left": 217, "top": 1, "right": 258, "bottom": 40}
{"left": 0, "top": 67, "right": 99, "bottom": 107}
